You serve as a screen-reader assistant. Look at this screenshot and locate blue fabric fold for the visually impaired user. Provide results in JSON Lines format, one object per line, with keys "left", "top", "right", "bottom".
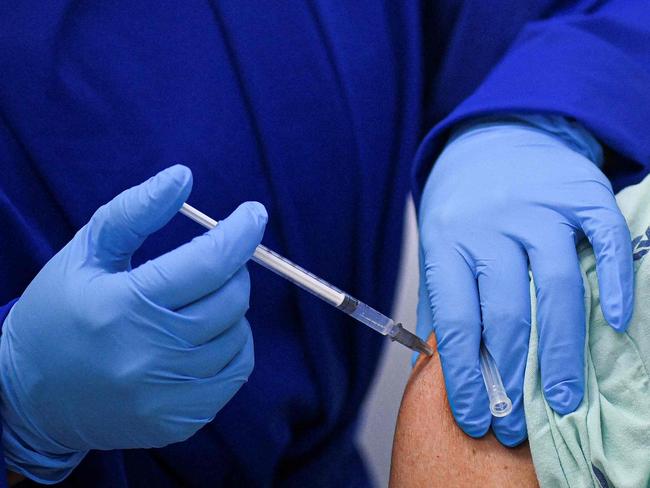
{"left": 413, "top": 0, "right": 650, "bottom": 204}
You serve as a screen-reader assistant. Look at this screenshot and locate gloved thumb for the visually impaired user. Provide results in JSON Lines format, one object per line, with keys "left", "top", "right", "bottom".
{"left": 88, "top": 165, "right": 193, "bottom": 271}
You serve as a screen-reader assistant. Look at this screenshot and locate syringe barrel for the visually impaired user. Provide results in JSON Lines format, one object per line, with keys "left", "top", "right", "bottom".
{"left": 253, "top": 247, "right": 393, "bottom": 335}
{"left": 180, "top": 203, "right": 347, "bottom": 308}
{"left": 252, "top": 245, "right": 346, "bottom": 308}
{"left": 344, "top": 299, "right": 393, "bottom": 335}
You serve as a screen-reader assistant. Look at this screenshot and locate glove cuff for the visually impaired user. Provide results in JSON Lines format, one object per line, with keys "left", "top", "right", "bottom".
{"left": 0, "top": 306, "right": 87, "bottom": 484}
{"left": 1, "top": 419, "right": 87, "bottom": 484}
{"left": 449, "top": 113, "right": 604, "bottom": 167}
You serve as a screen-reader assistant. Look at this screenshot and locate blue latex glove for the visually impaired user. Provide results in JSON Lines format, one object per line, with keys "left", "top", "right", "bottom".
{"left": 0, "top": 165, "right": 267, "bottom": 483}
{"left": 416, "top": 116, "right": 633, "bottom": 447}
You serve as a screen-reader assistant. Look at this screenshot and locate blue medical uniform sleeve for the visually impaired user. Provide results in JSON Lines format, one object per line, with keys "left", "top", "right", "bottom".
{"left": 414, "top": 0, "right": 650, "bottom": 199}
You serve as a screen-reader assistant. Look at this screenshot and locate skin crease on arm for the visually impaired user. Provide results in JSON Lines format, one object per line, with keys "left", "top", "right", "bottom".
{"left": 389, "top": 334, "right": 539, "bottom": 488}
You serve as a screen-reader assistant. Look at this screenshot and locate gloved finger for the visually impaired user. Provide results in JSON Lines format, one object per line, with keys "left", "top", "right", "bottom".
{"left": 421, "top": 242, "right": 491, "bottom": 437}
{"left": 476, "top": 240, "right": 529, "bottom": 446}
{"left": 89, "top": 165, "right": 193, "bottom": 271}
{"left": 413, "top": 247, "right": 434, "bottom": 366}
{"left": 527, "top": 231, "right": 585, "bottom": 415}
{"left": 190, "top": 330, "right": 255, "bottom": 417}
{"left": 169, "top": 268, "right": 251, "bottom": 345}
{"left": 151, "top": 331, "right": 255, "bottom": 447}
{"left": 578, "top": 202, "right": 633, "bottom": 331}
{"left": 172, "top": 318, "right": 252, "bottom": 379}
{"left": 130, "top": 201, "right": 267, "bottom": 310}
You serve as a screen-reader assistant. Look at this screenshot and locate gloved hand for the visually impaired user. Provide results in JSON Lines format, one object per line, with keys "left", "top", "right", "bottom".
{"left": 416, "top": 116, "right": 633, "bottom": 446}
{"left": 0, "top": 165, "right": 267, "bottom": 483}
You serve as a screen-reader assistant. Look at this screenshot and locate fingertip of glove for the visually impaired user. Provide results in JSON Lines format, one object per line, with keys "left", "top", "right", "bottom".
{"left": 494, "top": 428, "right": 528, "bottom": 448}
{"left": 460, "top": 418, "right": 491, "bottom": 439}
{"left": 453, "top": 402, "right": 491, "bottom": 439}
{"left": 96, "top": 165, "right": 194, "bottom": 242}
{"left": 220, "top": 203, "right": 268, "bottom": 255}
{"left": 158, "top": 164, "right": 193, "bottom": 193}
{"left": 163, "top": 163, "right": 192, "bottom": 182}
{"left": 607, "top": 316, "right": 631, "bottom": 333}
{"left": 544, "top": 380, "right": 583, "bottom": 415}
{"left": 146, "top": 165, "right": 193, "bottom": 215}
{"left": 237, "top": 202, "right": 268, "bottom": 229}
{"left": 492, "top": 414, "right": 528, "bottom": 447}
{"left": 603, "top": 303, "right": 633, "bottom": 333}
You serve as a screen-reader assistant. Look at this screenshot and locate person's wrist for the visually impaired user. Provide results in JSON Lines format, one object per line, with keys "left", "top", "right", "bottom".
{"left": 1, "top": 419, "right": 86, "bottom": 484}
{"left": 0, "top": 314, "right": 86, "bottom": 484}
{"left": 448, "top": 113, "right": 604, "bottom": 167}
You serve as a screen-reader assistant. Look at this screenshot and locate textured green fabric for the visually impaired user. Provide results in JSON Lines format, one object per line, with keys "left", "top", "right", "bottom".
{"left": 525, "top": 176, "right": 650, "bottom": 488}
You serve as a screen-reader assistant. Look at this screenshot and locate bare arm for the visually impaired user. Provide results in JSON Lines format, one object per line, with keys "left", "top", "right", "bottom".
{"left": 390, "top": 335, "right": 538, "bottom": 487}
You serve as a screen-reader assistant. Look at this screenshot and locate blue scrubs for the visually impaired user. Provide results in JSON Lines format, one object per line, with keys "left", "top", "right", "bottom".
{"left": 0, "top": 1, "right": 648, "bottom": 486}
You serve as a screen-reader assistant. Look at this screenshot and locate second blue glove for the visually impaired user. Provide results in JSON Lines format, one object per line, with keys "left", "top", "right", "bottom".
{"left": 417, "top": 116, "right": 633, "bottom": 446}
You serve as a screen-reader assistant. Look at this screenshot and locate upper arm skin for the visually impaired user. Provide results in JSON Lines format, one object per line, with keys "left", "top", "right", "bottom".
{"left": 389, "top": 335, "right": 539, "bottom": 487}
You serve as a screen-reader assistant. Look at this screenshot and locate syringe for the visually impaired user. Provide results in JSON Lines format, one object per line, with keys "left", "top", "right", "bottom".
{"left": 180, "top": 203, "right": 512, "bottom": 416}
{"left": 180, "top": 203, "right": 431, "bottom": 356}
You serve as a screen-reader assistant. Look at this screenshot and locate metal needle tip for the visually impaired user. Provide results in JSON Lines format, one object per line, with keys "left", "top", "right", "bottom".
{"left": 389, "top": 323, "right": 433, "bottom": 357}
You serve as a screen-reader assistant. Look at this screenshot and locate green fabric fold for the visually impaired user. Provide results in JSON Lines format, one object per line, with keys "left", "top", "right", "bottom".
{"left": 525, "top": 176, "right": 650, "bottom": 488}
